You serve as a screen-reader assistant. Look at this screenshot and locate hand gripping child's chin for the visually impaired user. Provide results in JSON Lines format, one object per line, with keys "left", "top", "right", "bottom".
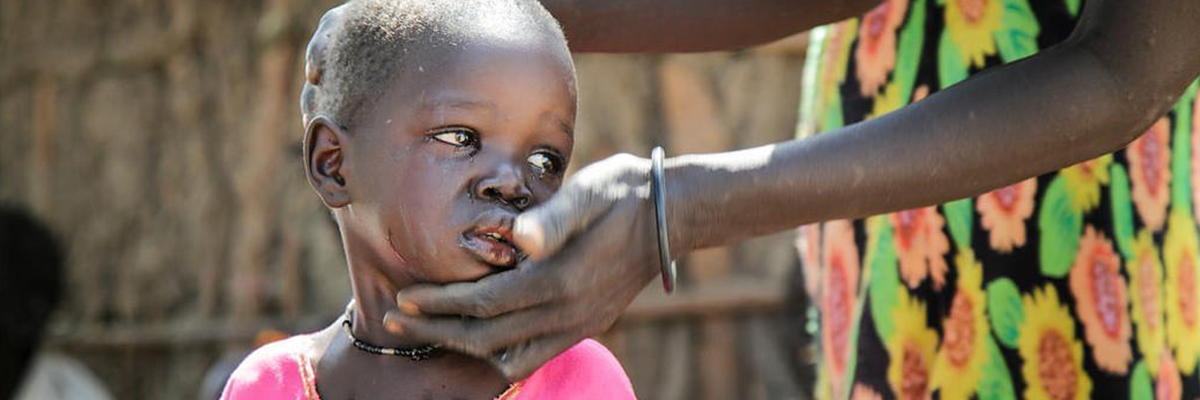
{"left": 220, "top": 1, "right": 636, "bottom": 399}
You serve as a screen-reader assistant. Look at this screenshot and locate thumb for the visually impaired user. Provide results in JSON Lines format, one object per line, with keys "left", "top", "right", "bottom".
{"left": 514, "top": 185, "right": 609, "bottom": 259}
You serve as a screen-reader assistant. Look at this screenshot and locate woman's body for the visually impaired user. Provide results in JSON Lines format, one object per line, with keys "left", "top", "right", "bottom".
{"left": 797, "top": 2, "right": 1200, "bottom": 399}
{"left": 309, "top": 0, "right": 1200, "bottom": 394}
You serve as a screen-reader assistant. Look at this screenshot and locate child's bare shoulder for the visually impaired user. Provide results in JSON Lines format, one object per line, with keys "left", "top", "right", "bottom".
{"left": 515, "top": 339, "right": 637, "bottom": 399}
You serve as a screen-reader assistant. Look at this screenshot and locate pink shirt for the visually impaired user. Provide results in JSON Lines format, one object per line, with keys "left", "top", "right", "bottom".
{"left": 220, "top": 336, "right": 636, "bottom": 400}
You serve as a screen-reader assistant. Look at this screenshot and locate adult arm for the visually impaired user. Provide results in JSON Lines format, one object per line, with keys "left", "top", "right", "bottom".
{"left": 539, "top": 0, "right": 880, "bottom": 52}
{"left": 666, "top": 0, "right": 1200, "bottom": 248}
{"left": 388, "top": 0, "right": 1200, "bottom": 380}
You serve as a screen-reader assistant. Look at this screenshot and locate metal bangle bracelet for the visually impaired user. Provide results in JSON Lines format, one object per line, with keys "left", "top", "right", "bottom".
{"left": 651, "top": 146, "right": 677, "bottom": 293}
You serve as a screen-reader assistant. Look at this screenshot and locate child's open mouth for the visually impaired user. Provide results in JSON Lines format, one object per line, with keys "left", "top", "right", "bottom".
{"left": 460, "top": 223, "right": 524, "bottom": 268}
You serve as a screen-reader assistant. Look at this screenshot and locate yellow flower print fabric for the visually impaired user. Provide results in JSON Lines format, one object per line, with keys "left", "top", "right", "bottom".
{"left": 797, "top": 0, "right": 1200, "bottom": 398}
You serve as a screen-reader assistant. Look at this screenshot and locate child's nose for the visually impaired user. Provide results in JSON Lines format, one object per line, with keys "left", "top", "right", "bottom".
{"left": 473, "top": 164, "right": 532, "bottom": 210}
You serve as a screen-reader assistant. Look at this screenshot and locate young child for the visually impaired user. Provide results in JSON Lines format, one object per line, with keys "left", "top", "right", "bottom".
{"left": 220, "top": 1, "right": 636, "bottom": 399}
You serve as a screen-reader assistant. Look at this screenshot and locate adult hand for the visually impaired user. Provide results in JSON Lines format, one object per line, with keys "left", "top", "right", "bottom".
{"left": 385, "top": 153, "right": 666, "bottom": 380}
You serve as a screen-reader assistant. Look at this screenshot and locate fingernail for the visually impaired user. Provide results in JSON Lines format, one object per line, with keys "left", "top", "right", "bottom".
{"left": 513, "top": 218, "right": 544, "bottom": 256}
{"left": 399, "top": 301, "right": 420, "bottom": 316}
{"left": 383, "top": 312, "right": 404, "bottom": 334}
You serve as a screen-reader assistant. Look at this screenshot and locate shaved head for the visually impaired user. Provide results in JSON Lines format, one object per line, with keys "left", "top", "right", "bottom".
{"left": 303, "top": 0, "right": 570, "bottom": 131}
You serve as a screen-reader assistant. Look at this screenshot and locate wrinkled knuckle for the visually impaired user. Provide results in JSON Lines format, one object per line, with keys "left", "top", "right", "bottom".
{"left": 575, "top": 184, "right": 603, "bottom": 208}
{"left": 451, "top": 338, "right": 485, "bottom": 357}
{"left": 542, "top": 268, "right": 571, "bottom": 300}
{"left": 467, "top": 290, "right": 499, "bottom": 318}
{"left": 443, "top": 322, "right": 485, "bottom": 356}
{"left": 462, "top": 331, "right": 494, "bottom": 355}
{"left": 466, "top": 299, "right": 492, "bottom": 318}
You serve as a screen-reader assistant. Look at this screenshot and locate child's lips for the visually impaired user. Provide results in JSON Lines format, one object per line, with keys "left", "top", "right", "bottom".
{"left": 460, "top": 225, "right": 522, "bottom": 268}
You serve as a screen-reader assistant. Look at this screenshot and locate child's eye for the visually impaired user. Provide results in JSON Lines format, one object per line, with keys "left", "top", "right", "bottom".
{"left": 527, "top": 151, "right": 564, "bottom": 176}
{"left": 430, "top": 128, "right": 479, "bottom": 148}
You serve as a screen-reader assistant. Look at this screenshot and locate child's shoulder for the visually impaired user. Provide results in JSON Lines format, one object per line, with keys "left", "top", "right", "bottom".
{"left": 221, "top": 335, "right": 321, "bottom": 400}
{"left": 513, "top": 339, "right": 637, "bottom": 400}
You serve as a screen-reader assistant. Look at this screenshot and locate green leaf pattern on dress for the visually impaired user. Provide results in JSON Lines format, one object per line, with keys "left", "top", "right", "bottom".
{"left": 978, "top": 338, "right": 1018, "bottom": 400}
{"left": 801, "top": 3, "right": 1200, "bottom": 400}
{"left": 994, "top": 0, "right": 1039, "bottom": 62}
{"left": 1064, "top": 0, "right": 1081, "bottom": 16}
{"left": 986, "top": 278, "right": 1025, "bottom": 348}
{"left": 894, "top": 0, "right": 926, "bottom": 104}
{"left": 1172, "top": 93, "right": 1193, "bottom": 209}
{"left": 1038, "top": 176, "right": 1083, "bottom": 277}
{"left": 867, "top": 216, "right": 900, "bottom": 340}
{"left": 944, "top": 198, "right": 974, "bottom": 250}
{"left": 1111, "top": 164, "right": 1137, "bottom": 259}
{"left": 937, "top": 31, "right": 969, "bottom": 89}
{"left": 1129, "top": 361, "right": 1153, "bottom": 400}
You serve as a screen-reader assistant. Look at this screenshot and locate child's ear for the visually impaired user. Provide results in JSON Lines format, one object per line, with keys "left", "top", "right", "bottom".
{"left": 304, "top": 116, "right": 351, "bottom": 208}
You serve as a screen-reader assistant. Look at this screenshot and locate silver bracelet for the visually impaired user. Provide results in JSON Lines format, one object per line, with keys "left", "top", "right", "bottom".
{"left": 651, "top": 146, "right": 677, "bottom": 293}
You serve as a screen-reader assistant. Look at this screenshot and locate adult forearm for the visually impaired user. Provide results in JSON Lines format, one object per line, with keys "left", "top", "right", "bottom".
{"left": 540, "top": 0, "right": 879, "bottom": 52}
{"left": 666, "top": 1, "right": 1200, "bottom": 251}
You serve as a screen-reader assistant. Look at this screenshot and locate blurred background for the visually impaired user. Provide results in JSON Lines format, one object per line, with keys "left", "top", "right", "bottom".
{"left": 0, "top": 0, "right": 815, "bottom": 399}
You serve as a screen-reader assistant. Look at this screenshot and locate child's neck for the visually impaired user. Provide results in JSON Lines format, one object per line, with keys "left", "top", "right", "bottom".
{"left": 317, "top": 267, "right": 511, "bottom": 400}
{"left": 347, "top": 270, "right": 425, "bottom": 349}
{"left": 315, "top": 294, "right": 511, "bottom": 400}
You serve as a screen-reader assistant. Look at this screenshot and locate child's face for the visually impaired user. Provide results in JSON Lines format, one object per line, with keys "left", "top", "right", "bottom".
{"left": 337, "top": 34, "right": 575, "bottom": 285}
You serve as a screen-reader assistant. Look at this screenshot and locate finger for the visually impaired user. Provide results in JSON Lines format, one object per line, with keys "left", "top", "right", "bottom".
{"left": 395, "top": 265, "right": 563, "bottom": 318}
{"left": 382, "top": 309, "right": 405, "bottom": 335}
{"left": 490, "top": 332, "right": 585, "bottom": 381}
{"left": 514, "top": 184, "right": 610, "bottom": 259}
{"left": 383, "top": 306, "right": 562, "bottom": 359}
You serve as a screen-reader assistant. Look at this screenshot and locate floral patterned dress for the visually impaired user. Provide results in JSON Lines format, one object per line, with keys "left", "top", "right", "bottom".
{"left": 796, "top": 0, "right": 1200, "bottom": 399}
